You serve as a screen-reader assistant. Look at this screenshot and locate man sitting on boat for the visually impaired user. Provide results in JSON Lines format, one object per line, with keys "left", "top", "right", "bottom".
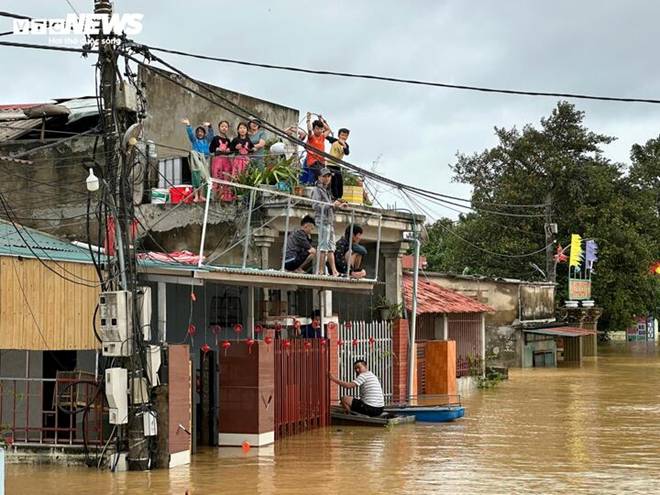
{"left": 329, "top": 360, "right": 385, "bottom": 417}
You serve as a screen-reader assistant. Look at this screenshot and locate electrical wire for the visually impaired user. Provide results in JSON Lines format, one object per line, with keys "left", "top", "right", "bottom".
{"left": 402, "top": 189, "right": 552, "bottom": 259}
{"left": 143, "top": 43, "right": 660, "bottom": 105}
{"left": 0, "top": 39, "right": 551, "bottom": 212}
{"left": 123, "top": 50, "right": 549, "bottom": 217}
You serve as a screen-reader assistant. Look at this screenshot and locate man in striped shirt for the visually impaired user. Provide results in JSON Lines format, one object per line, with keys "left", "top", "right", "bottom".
{"left": 329, "top": 360, "right": 385, "bottom": 417}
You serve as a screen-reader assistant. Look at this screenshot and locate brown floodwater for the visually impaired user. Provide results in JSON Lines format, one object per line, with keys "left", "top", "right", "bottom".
{"left": 7, "top": 342, "right": 660, "bottom": 494}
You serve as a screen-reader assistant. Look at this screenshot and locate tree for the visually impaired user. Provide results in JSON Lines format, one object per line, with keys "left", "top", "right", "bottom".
{"left": 422, "top": 101, "right": 660, "bottom": 332}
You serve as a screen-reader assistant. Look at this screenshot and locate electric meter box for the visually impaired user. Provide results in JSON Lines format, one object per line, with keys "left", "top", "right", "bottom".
{"left": 105, "top": 368, "right": 128, "bottom": 425}
{"left": 99, "top": 290, "right": 133, "bottom": 357}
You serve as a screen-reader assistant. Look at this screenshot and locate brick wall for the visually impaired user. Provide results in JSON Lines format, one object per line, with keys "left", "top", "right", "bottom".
{"left": 392, "top": 319, "right": 409, "bottom": 403}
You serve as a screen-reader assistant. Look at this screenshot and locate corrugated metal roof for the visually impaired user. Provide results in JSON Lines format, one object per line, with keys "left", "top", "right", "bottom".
{"left": 524, "top": 327, "right": 595, "bottom": 337}
{"left": 0, "top": 219, "right": 93, "bottom": 263}
{"left": 403, "top": 275, "right": 494, "bottom": 315}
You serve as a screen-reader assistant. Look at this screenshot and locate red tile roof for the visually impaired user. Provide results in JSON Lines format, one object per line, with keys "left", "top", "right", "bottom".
{"left": 403, "top": 275, "right": 494, "bottom": 315}
{"left": 524, "top": 327, "right": 595, "bottom": 337}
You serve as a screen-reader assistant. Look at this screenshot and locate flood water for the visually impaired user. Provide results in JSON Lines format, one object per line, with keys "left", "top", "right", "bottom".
{"left": 7, "top": 343, "right": 660, "bottom": 494}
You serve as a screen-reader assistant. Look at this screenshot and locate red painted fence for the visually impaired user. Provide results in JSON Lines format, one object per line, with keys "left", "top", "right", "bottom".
{"left": 274, "top": 339, "right": 330, "bottom": 439}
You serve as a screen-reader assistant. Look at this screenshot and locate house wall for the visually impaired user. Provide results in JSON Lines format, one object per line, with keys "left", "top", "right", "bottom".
{"left": 0, "top": 257, "right": 99, "bottom": 350}
{"left": 424, "top": 274, "right": 555, "bottom": 369}
{"left": 0, "top": 137, "right": 100, "bottom": 240}
{"left": 139, "top": 66, "right": 299, "bottom": 165}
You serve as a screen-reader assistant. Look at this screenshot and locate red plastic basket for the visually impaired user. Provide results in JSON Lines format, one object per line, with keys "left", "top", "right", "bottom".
{"left": 169, "top": 185, "right": 193, "bottom": 204}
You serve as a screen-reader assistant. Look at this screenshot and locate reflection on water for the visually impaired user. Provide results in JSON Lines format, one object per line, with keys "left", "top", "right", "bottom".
{"left": 7, "top": 343, "right": 660, "bottom": 494}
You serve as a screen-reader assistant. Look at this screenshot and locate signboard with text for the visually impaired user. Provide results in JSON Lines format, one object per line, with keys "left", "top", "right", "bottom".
{"left": 568, "top": 278, "right": 592, "bottom": 300}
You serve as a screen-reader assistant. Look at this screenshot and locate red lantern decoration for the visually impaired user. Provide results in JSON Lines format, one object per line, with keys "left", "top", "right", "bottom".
{"left": 255, "top": 324, "right": 264, "bottom": 334}
{"left": 201, "top": 343, "right": 211, "bottom": 354}
{"left": 304, "top": 341, "right": 312, "bottom": 352}
{"left": 221, "top": 340, "right": 231, "bottom": 356}
{"left": 210, "top": 324, "right": 221, "bottom": 335}
{"left": 327, "top": 321, "right": 337, "bottom": 332}
{"left": 187, "top": 323, "right": 196, "bottom": 337}
{"left": 241, "top": 440, "right": 251, "bottom": 453}
{"left": 320, "top": 338, "right": 327, "bottom": 349}
{"left": 369, "top": 336, "right": 375, "bottom": 346}
{"left": 283, "top": 339, "right": 291, "bottom": 354}
{"left": 264, "top": 335, "right": 273, "bottom": 351}
{"left": 190, "top": 291, "right": 197, "bottom": 302}
{"left": 344, "top": 321, "right": 353, "bottom": 330}
{"left": 233, "top": 323, "right": 243, "bottom": 335}
{"left": 246, "top": 338, "right": 256, "bottom": 354}
{"left": 337, "top": 339, "right": 344, "bottom": 347}
{"left": 311, "top": 319, "right": 320, "bottom": 330}
{"left": 352, "top": 338, "right": 358, "bottom": 348}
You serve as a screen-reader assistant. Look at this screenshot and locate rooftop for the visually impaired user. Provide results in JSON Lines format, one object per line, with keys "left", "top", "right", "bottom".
{"left": 403, "top": 274, "right": 494, "bottom": 315}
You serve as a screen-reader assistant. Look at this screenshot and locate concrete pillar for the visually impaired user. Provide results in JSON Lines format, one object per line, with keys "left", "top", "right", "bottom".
{"left": 443, "top": 314, "right": 448, "bottom": 340}
{"left": 392, "top": 319, "right": 409, "bottom": 403}
{"left": 381, "top": 242, "right": 408, "bottom": 307}
{"left": 319, "top": 290, "right": 333, "bottom": 338}
{"left": 480, "top": 313, "right": 486, "bottom": 374}
{"left": 218, "top": 341, "right": 274, "bottom": 447}
{"left": 253, "top": 227, "right": 277, "bottom": 270}
{"left": 253, "top": 227, "right": 277, "bottom": 312}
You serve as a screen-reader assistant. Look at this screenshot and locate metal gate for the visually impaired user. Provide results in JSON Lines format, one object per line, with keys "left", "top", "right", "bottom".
{"left": 338, "top": 321, "right": 393, "bottom": 403}
{"left": 274, "top": 339, "right": 330, "bottom": 439}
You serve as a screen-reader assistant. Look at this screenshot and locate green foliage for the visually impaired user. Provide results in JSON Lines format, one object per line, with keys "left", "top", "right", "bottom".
{"left": 421, "top": 101, "right": 660, "bottom": 333}
{"left": 371, "top": 295, "right": 403, "bottom": 321}
{"left": 235, "top": 157, "right": 299, "bottom": 191}
{"left": 468, "top": 355, "right": 504, "bottom": 389}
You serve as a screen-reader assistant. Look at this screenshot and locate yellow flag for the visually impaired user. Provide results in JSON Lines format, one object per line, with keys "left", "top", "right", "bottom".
{"left": 569, "top": 234, "right": 583, "bottom": 267}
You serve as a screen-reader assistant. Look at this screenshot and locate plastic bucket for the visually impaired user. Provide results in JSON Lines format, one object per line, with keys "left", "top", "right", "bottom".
{"left": 169, "top": 185, "right": 193, "bottom": 204}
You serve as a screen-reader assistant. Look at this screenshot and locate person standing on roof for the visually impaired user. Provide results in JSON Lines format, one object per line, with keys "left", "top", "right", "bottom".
{"left": 326, "top": 127, "right": 350, "bottom": 200}
{"left": 311, "top": 168, "right": 346, "bottom": 276}
{"left": 329, "top": 359, "right": 385, "bottom": 417}
{"left": 182, "top": 118, "right": 214, "bottom": 202}
{"left": 302, "top": 112, "right": 331, "bottom": 185}
{"left": 209, "top": 120, "right": 233, "bottom": 201}
{"left": 248, "top": 118, "right": 267, "bottom": 169}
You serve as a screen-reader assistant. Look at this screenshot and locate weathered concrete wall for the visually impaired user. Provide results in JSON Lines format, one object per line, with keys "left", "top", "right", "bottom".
{"left": 486, "top": 325, "right": 523, "bottom": 368}
{"left": 139, "top": 66, "right": 299, "bottom": 163}
{"left": 0, "top": 137, "right": 101, "bottom": 240}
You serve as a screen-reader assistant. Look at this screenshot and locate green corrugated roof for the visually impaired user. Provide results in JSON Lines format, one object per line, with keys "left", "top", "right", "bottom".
{"left": 0, "top": 219, "right": 93, "bottom": 263}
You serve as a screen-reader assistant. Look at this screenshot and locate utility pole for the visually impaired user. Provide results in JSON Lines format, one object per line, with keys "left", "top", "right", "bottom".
{"left": 94, "top": 0, "right": 150, "bottom": 471}
{"left": 544, "top": 193, "right": 557, "bottom": 283}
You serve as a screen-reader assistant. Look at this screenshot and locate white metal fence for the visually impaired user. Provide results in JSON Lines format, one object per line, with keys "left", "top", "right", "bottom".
{"left": 337, "top": 321, "right": 393, "bottom": 403}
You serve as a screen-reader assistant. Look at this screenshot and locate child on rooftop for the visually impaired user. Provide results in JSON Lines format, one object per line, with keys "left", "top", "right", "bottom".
{"left": 229, "top": 122, "right": 254, "bottom": 191}
{"left": 181, "top": 118, "right": 214, "bottom": 202}
{"left": 302, "top": 112, "right": 331, "bottom": 185}
{"left": 209, "top": 120, "right": 233, "bottom": 201}
{"left": 326, "top": 127, "right": 350, "bottom": 200}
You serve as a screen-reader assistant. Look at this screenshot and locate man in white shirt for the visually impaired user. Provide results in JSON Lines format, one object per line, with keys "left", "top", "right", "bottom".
{"left": 329, "top": 360, "right": 385, "bottom": 417}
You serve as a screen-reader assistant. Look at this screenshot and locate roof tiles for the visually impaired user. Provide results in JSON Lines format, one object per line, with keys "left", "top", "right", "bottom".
{"left": 403, "top": 275, "right": 494, "bottom": 315}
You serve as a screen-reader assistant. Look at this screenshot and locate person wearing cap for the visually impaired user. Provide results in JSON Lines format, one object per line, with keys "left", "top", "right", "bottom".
{"left": 311, "top": 167, "right": 346, "bottom": 276}
{"left": 248, "top": 118, "right": 267, "bottom": 168}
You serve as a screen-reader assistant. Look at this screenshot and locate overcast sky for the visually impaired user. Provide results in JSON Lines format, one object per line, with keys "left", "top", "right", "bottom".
{"left": 3, "top": 1, "right": 660, "bottom": 219}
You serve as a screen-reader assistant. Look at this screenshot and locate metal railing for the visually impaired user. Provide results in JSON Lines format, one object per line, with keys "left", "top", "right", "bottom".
{"left": 337, "top": 320, "right": 393, "bottom": 404}
{"left": 198, "top": 178, "right": 383, "bottom": 280}
{"left": 0, "top": 377, "right": 105, "bottom": 446}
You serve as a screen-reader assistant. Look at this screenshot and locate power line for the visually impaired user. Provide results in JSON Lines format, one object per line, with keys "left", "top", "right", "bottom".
{"left": 143, "top": 43, "right": 660, "bottom": 106}
{"left": 403, "top": 190, "right": 552, "bottom": 259}
{"left": 0, "top": 39, "right": 550, "bottom": 213}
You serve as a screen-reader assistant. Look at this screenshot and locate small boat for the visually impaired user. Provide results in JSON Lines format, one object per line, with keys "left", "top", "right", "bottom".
{"left": 330, "top": 406, "right": 416, "bottom": 427}
{"left": 383, "top": 404, "right": 465, "bottom": 422}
